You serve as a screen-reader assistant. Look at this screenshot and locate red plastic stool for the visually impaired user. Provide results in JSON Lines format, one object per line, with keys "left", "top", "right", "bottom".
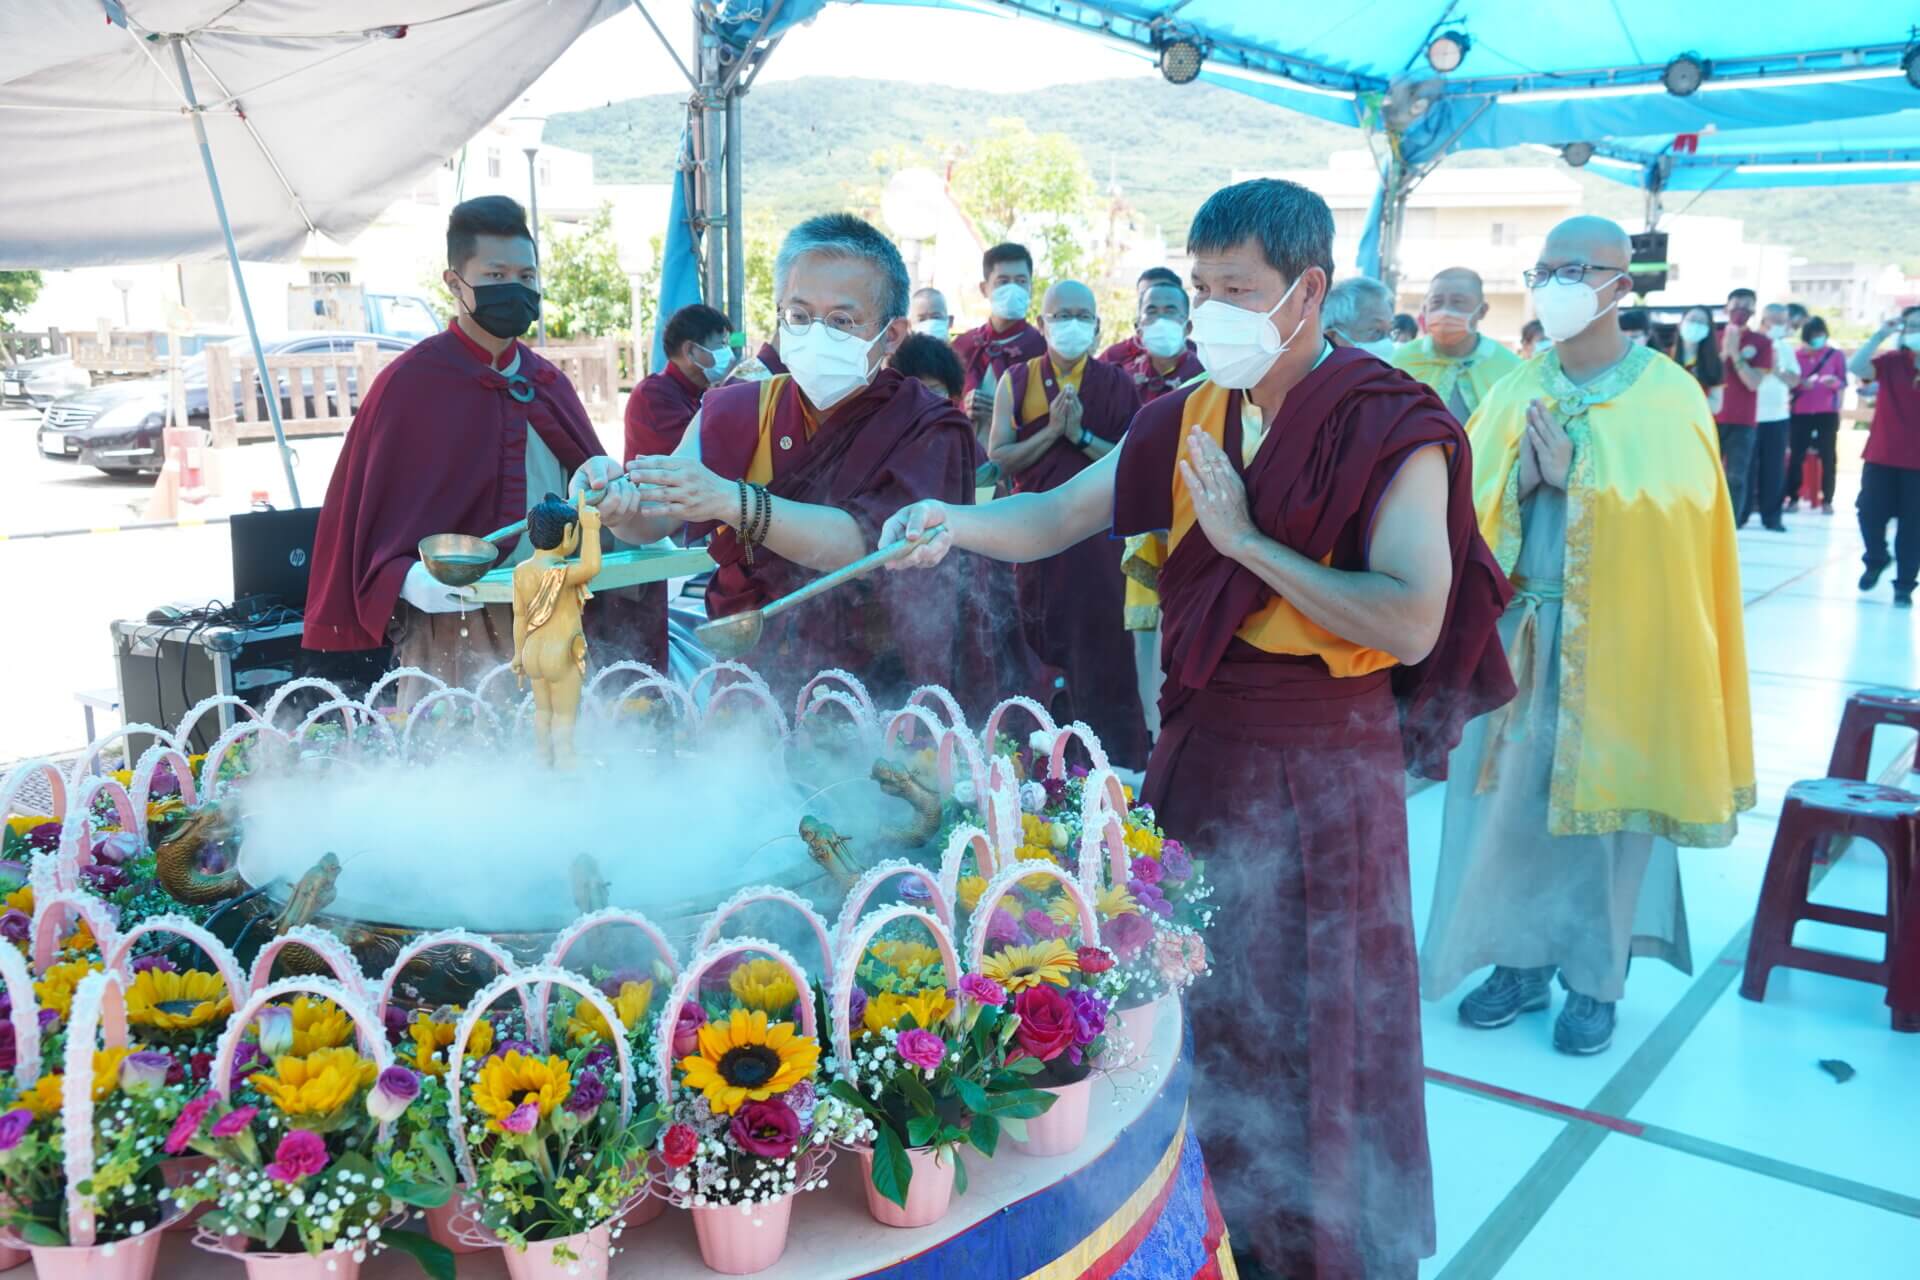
{"left": 1890, "top": 882, "right": 1920, "bottom": 1034}
{"left": 1827, "top": 687, "right": 1920, "bottom": 781}
{"left": 1740, "top": 778, "right": 1920, "bottom": 1032}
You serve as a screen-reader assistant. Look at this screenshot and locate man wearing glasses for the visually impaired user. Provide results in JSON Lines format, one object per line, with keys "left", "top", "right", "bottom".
{"left": 609, "top": 212, "right": 1040, "bottom": 707}
{"left": 1422, "top": 215, "right": 1754, "bottom": 1057}
{"left": 986, "top": 279, "right": 1150, "bottom": 768}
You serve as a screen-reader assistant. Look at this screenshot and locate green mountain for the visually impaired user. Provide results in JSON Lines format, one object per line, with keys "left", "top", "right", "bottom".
{"left": 547, "top": 76, "right": 1918, "bottom": 268}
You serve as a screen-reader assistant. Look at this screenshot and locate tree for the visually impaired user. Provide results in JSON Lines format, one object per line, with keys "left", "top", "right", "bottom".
{"left": 540, "top": 203, "right": 629, "bottom": 340}
{"left": 0, "top": 271, "right": 42, "bottom": 332}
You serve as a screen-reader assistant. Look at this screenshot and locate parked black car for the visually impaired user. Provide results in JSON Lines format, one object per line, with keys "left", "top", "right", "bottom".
{"left": 37, "top": 332, "right": 412, "bottom": 475}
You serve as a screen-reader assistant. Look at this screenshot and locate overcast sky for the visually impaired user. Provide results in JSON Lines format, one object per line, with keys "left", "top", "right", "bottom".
{"left": 525, "top": 4, "right": 1152, "bottom": 112}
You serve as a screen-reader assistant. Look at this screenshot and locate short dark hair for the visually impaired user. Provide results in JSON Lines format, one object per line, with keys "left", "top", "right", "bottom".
{"left": 1620, "top": 307, "right": 1650, "bottom": 333}
{"left": 1801, "top": 316, "right": 1829, "bottom": 343}
{"left": 776, "top": 213, "right": 911, "bottom": 320}
{"left": 1727, "top": 288, "right": 1757, "bottom": 305}
{"left": 1904, "top": 304, "right": 1920, "bottom": 323}
{"left": 1187, "top": 179, "right": 1335, "bottom": 291}
{"left": 889, "top": 333, "right": 965, "bottom": 401}
{"left": 1521, "top": 318, "right": 1545, "bottom": 343}
{"left": 982, "top": 242, "right": 1033, "bottom": 281}
{"left": 663, "top": 303, "right": 731, "bottom": 358}
{"left": 1137, "top": 266, "right": 1182, "bottom": 289}
{"left": 1392, "top": 313, "right": 1418, "bottom": 339}
{"left": 447, "top": 195, "right": 533, "bottom": 272}
{"left": 527, "top": 493, "right": 579, "bottom": 551}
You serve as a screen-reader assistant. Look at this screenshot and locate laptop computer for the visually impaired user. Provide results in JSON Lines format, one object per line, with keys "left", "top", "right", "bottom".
{"left": 229, "top": 506, "right": 322, "bottom": 618}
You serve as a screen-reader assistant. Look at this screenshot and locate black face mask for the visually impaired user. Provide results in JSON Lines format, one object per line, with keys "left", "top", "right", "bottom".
{"left": 457, "top": 278, "right": 541, "bottom": 340}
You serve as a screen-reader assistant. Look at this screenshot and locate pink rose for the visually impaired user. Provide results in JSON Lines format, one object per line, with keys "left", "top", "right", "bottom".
{"left": 210, "top": 1105, "right": 257, "bottom": 1139}
{"left": 958, "top": 974, "right": 1005, "bottom": 1007}
{"left": 264, "top": 1130, "right": 328, "bottom": 1183}
{"left": 1011, "top": 986, "right": 1076, "bottom": 1064}
{"left": 1153, "top": 933, "right": 1189, "bottom": 987}
{"left": 895, "top": 1028, "right": 947, "bottom": 1072}
{"left": 165, "top": 1095, "right": 215, "bottom": 1155}
{"left": 661, "top": 1123, "right": 699, "bottom": 1168}
{"left": 501, "top": 1102, "right": 540, "bottom": 1135}
{"left": 1183, "top": 933, "right": 1208, "bottom": 975}
{"left": 985, "top": 908, "right": 1021, "bottom": 946}
{"left": 671, "top": 1001, "right": 705, "bottom": 1059}
{"left": 1022, "top": 908, "right": 1065, "bottom": 941}
{"left": 1102, "top": 911, "right": 1154, "bottom": 962}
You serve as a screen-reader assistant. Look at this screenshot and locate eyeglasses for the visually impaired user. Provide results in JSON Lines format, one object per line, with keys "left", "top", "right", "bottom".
{"left": 1523, "top": 263, "right": 1628, "bottom": 288}
{"left": 777, "top": 306, "right": 888, "bottom": 340}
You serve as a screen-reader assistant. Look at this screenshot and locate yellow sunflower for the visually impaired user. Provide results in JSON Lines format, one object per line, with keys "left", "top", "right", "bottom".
{"left": 126, "top": 968, "right": 233, "bottom": 1033}
{"left": 34, "top": 958, "right": 102, "bottom": 1019}
{"left": 980, "top": 939, "right": 1080, "bottom": 993}
{"left": 862, "top": 987, "right": 955, "bottom": 1035}
{"left": 62, "top": 917, "right": 96, "bottom": 956}
{"left": 678, "top": 1010, "right": 818, "bottom": 1116}
{"left": 21, "top": 1048, "right": 127, "bottom": 1117}
{"left": 566, "top": 980, "right": 654, "bottom": 1045}
{"left": 250, "top": 1047, "right": 377, "bottom": 1117}
{"left": 1124, "top": 823, "right": 1162, "bottom": 858}
{"left": 1096, "top": 882, "right": 1139, "bottom": 920}
{"left": 284, "top": 996, "right": 355, "bottom": 1056}
{"left": 471, "top": 1051, "right": 572, "bottom": 1133}
{"left": 955, "top": 876, "right": 988, "bottom": 912}
{"left": 728, "top": 959, "right": 797, "bottom": 1015}
{"left": 868, "top": 940, "right": 942, "bottom": 976}
{"left": 408, "top": 1011, "right": 493, "bottom": 1077}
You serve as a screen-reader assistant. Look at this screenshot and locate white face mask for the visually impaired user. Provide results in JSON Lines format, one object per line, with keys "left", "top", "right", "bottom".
{"left": 1141, "top": 317, "right": 1188, "bottom": 359}
{"left": 1768, "top": 324, "right": 1789, "bottom": 340}
{"left": 1531, "top": 273, "right": 1624, "bottom": 343}
{"left": 1903, "top": 332, "right": 1920, "bottom": 353}
{"left": 780, "top": 321, "right": 887, "bottom": 411}
{"left": 1047, "top": 318, "right": 1096, "bottom": 362}
{"left": 989, "top": 283, "right": 1031, "bottom": 321}
{"left": 1355, "top": 336, "right": 1398, "bottom": 362}
{"left": 1680, "top": 320, "right": 1711, "bottom": 345}
{"left": 700, "top": 343, "right": 735, "bottom": 384}
{"left": 912, "top": 317, "right": 951, "bottom": 341}
{"left": 1190, "top": 276, "right": 1306, "bottom": 390}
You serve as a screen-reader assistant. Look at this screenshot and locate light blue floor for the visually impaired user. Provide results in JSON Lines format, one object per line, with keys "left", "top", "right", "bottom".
{"left": 1410, "top": 457, "right": 1920, "bottom": 1279}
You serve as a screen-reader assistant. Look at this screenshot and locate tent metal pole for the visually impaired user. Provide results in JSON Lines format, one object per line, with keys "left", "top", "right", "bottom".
{"left": 725, "top": 89, "right": 744, "bottom": 328}
{"left": 169, "top": 36, "right": 302, "bottom": 508}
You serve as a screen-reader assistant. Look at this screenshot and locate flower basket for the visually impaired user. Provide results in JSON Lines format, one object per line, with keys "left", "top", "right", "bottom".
{"left": 237, "top": 1246, "right": 363, "bottom": 1280}
{"left": 856, "top": 1143, "right": 955, "bottom": 1228}
{"left": 1105, "top": 992, "right": 1173, "bottom": 1071}
{"left": 691, "top": 1193, "right": 795, "bottom": 1275}
{"left": 25, "top": 1219, "right": 171, "bottom": 1280}
{"left": 501, "top": 1221, "right": 611, "bottom": 1280}
{"left": 1006, "top": 1076, "right": 1092, "bottom": 1157}
{"left": 423, "top": 1193, "right": 497, "bottom": 1254}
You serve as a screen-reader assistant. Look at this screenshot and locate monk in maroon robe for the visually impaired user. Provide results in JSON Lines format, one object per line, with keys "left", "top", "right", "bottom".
{"left": 1099, "top": 265, "right": 1189, "bottom": 367}
{"left": 882, "top": 179, "right": 1513, "bottom": 1280}
{"left": 1123, "top": 281, "right": 1205, "bottom": 404}
{"left": 951, "top": 241, "right": 1047, "bottom": 419}
{"left": 610, "top": 213, "right": 1043, "bottom": 714}
{"left": 624, "top": 302, "right": 730, "bottom": 459}
{"left": 307, "top": 195, "right": 657, "bottom": 693}
{"left": 989, "top": 279, "right": 1148, "bottom": 768}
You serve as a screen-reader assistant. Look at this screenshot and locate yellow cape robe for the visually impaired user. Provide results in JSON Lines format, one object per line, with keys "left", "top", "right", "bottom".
{"left": 1468, "top": 344, "right": 1755, "bottom": 846}
{"left": 1393, "top": 335, "right": 1521, "bottom": 419}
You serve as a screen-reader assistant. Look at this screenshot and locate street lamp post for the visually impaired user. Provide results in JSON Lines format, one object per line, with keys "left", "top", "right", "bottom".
{"left": 509, "top": 105, "right": 549, "bottom": 344}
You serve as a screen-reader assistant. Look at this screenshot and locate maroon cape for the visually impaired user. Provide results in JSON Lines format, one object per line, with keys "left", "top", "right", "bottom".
{"left": 1112, "top": 346, "right": 1514, "bottom": 1278}
{"left": 952, "top": 319, "right": 1047, "bottom": 401}
{"left": 1097, "top": 334, "right": 1143, "bottom": 365}
{"left": 1004, "top": 356, "right": 1149, "bottom": 767}
{"left": 624, "top": 361, "right": 705, "bottom": 461}
{"left": 1121, "top": 347, "right": 1205, "bottom": 404}
{"left": 305, "top": 325, "right": 662, "bottom": 667}
{"left": 698, "top": 369, "right": 1045, "bottom": 713}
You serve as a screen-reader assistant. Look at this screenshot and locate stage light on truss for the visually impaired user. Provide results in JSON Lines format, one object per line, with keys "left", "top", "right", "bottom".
{"left": 1158, "top": 36, "right": 1206, "bottom": 85}
{"left": 1663, "top": 53, "right": 1708, "bottom": 96}
{"left": 1561, "top": 142, "right": 1595, "bottom": 167}
{"left": 1427, "top": 30, "right": 1470, "bottom": 73}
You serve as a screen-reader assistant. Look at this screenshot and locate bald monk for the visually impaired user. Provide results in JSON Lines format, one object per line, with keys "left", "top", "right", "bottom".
{"left": 605, "top": 213, "right": 1042, "bottom": 711}
{"left": 909, "top": 286, "right": 952, "bottom": 342}
{"left": 951, "top": 241, "right": 1047, "bottom": 432}
{"left": 1422, "top": 216, "right": 1754, "bottom": 1056}
{"left": 989, "top": 279, "right": 1150, "bottom": 768}
{"left": 1393, "top": 267, "right": 1520, "bottom": 423}
{"left": 1100, "top": 266, "right": 1187, "bottom": 365}
{"left": 883, "top": 178, "right": 1514, "bottom": 1279}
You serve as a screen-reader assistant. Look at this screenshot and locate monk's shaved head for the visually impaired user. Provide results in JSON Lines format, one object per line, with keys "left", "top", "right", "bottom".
{"left": 1043, "top": 279, "right": 1097, "bottom": 315}
{"left": 1543, "top": 216, "right": 1632, "bottom": 268}
{"left": 1429, "top": 268, "right": 1485, "bottom": 306}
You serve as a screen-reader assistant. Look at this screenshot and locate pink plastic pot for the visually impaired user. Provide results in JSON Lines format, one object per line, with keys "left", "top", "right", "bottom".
{"left": 621, "top": 1194, "right": 666, "bottom": 1229}
{"left": 502, "top": 1222, "right": 612, "bottom": 1280}
{"left": 1108, "top": 997, "right": 1164, "bottom": 1069}
{"left": 425, "top": 1193, "right": 498, "bottom": 1254}
{"left": 0, "top": 1241, "right": 24, "bottom": 1272}
{"left": 858, "top": 1144, "right": 956, "bottom": 1229}
{"left": 163, "top": 1156, "right": 215, "bottom": 1233}
{"left": 240, "top": 1250, "right": 362, "bottom": 1280}
{"left": 1009, "top": 1076, "right": 1094, "bottom": 1158}
{"left": 690, "top": 1193, "right": 794, "bottom": 1275}
{"left": 27, "top": 1223, "right": 170, "bottom": 1280}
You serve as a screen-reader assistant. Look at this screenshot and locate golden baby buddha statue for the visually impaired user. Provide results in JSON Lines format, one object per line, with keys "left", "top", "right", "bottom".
{"left": 512, "top": 492, "right": 602, "bottom": 769}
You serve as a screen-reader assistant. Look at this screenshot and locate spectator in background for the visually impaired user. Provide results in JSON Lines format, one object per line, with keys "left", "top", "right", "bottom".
{"left": 1744, "top": 302, "right": 1800, "bottom": 531}
{"left": 890, "top": 332, "right": 966, "bottom": 407}
{"left": 624, "top": 302, "right": 731, "bottom": 461}
{"left": 1099, "top": 266, "right": 1186, "bottom": 365}
{"left": 1716, "top": 288, "right": 1770, "bottom": 518}
{"left": 1848, "top": 308, "right": 1920, "bottom": 608}
{"left": 1787, "top": 302, "right": 1810, "bottom": 333}
{"left": 1787, "top": 315, "right": 1845, "bottom": 515}
{"left": 1676, "top": 306, "right": 1724, "bottom": 402}
{"left": 1392, "top": 266, "right": 1520, "bottom": 423}
{"left": 1621, "top": 308, "right": 1652, "bottom": 347}
{"left": 1322, "top": 276, "right": 1399, "bottom": 360}
{"left": 1392, "top": 312, "right": 1419, "bottom": 345}
{"left": 1519, "top": 318, "right": 1549, "bottom": 359}
{"left": 908, "top": 287, "right": 952, "bottom": 342}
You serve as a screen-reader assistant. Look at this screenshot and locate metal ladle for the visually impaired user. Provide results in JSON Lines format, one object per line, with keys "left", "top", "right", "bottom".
{"left": 417, "top": 487, "right": 610, "bottom": 587}
{"left": 695, "top": 538, "right": 918, "bottom": 659}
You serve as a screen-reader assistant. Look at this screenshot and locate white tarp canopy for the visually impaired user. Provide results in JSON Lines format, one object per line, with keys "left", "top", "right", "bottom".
{"left": 0, "top": 0, "right": 626, "bottom": 269}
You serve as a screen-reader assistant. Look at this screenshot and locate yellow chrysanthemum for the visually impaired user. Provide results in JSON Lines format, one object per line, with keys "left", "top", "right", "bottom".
{"left": 678, "top": 1009, "right": 818, "bottom": 1116}
{"left": 980, "top": 939, "right": 1080, "bottom": 993}
{"left": 250, "top": 1047, "right": 377, "bottom": 1117}
{"left": 955, "top": 876, "right": 988, "bottom": 912}
{"left": 63, "top": 917, "right": 96, "bottom": 956}
{"left": 91, "top": 1047, "right": 130, "bottom": 1099}
{"left": 1096, "top": 882, "right": 1140, "bottom": 920}
{"left": 471, "top": 1051, "right": 573, "bottom": 1133}
{"left": 126, "top": 968, "right": 233, "bottom": 1033}
{"left": 25, "top": 1073, "right": 63, "bottom": 1117}
{"left": 728, "top": 959, "right": 797, "bottom": 1015}
{"left": 34, "top": 958, "right": 102, "bottom": 1019}
{"left": 409, "top": 1011, "right": 493, "bottom": 1077}
{"left": 1124, "top": 824, "right": 1162, "bottom": 858}
{"left": 566, "top": 980, "right": 655, "bottom": 1045}
{"left": 3, "top": 885, "right": 31, "bottom": 915}
{"left": 1047, "top": 893, "right": 1082, "bottom": 927}
{"left": 20, "top": 1049, "right": 127, "bottom": 1118}
{"left": 868, "top": 940, "right": 942, "bottom": 976}
{"left": 285, "top": 996, "right": 355, "bottom": 1056}
{"left": 862, "top": 987, "right": 956, "bottom": 1035}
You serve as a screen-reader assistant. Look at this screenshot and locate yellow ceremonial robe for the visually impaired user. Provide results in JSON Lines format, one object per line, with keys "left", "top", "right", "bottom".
{"left": 1394, "top": 335, "right": 1521, "bottom": 421}
{"left": 1468, "top": 344, "right": 1755, "bottom": 845}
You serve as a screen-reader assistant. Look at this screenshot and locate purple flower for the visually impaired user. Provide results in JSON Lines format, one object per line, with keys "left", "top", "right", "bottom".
{"left": 0, "top": 1109, "right": 32, "bottom": 1152}
{"left": 130, "top": 953, "right": 177, "bottom": 974}
{"left": 846, "top": 987, "right": 867, "bottom": 1030}
{"left": 580, "top": 1044, "right": 614, "bottom": 1072}
{"left": 146, "top": 762, "right": 182, "bottom": 799}
{"left": 91, "top": 832, "right": 143, "bottom": 865}
{"left": 671, "top": 1002, "right": 706, "bottom": 1059}
{"left": 899, "top": 878, "right": 931, "bottom": 903}
{"left": 367, "top": 1067, "right": 420, "bottom": 1123}
{"left": 985, "top": 908, "right": 1021, "bottom": 946}
{"left": 35, "top": 1009, "right": 58, "bottom": 1035}
{"left": 728, "top": 1099, "right": 799, "bottom": 1159}
{"left": 895, "top": 1028, "right": 947, "bottom": 1072}
{"left": 1129, "top": 855, "right": 1163, "bottom": 887}
{"left": 491, "top": 1038, "right": 539, "bottom": 1060}
{"left": 785, "top": 1079, "right": 816, "bottom": 1118}
{"left": 1066, "top": 989, "right": 1107, "bottom": 1047}
{"left": 228, "top": 1041, "right": 268, "bottom": 1089}
{"left": 501, "top": 1102, "right": 540, "bottom": 1135}
{"left": 1102, "top": 912, "right": 1155, "bottom": 962}
{"left": 383, "top": 1004, "right": 412, "bottom": 1039}
{"left": 563, "top": 1070, "right": 607, "bottom": 1116}
{"left": 265, "top": 1130, "right": 328, "bottom": 1182}
{"left": 80, "top": 863, "right": 130, "bottom": 894}
{"left": 1160, "top": 840, "right": 1192, "bottom": 883}
{"left": 959, "top": 974, "right": 1006, "bottom": 1007}
{"left": 0, "top": 912, "right": 27, "bottom": 944}
{"left": 599, "top": 969, "right": 648, "bottom": 998}
{"left": 255, "top": 1006, "right": 294, "bottom": 1059}
{"left": 211, "top": 1105, "right": 258, "bottom": 1139}
{"left": 1129, "top": 878, "right": 1173, "bottom": 920}
{"left": 1022, "top": 908, "right": 1065, "bottom": 941}
{"left": 24, "top": 823, "right": 61, "bottom": 854}
{"left": 120, "top": 1050, "right": 174, "bottom": 1092}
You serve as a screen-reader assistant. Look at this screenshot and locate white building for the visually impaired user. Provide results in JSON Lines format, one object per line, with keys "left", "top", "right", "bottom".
{"left": 1789, "top": 261, "right": 1918, "bottom": 328}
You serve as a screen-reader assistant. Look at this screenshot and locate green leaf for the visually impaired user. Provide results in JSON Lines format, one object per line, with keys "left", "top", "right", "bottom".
{"left": 989, "top": 1087, "right": 1055, "bottom": 1119}
{"left": 383, "top": 1228, "right": 458, "bottom": 1280}
{"left": 387, "top": 1178, "right": 451, "bottom": 1209}
{"left": 952, "top": 1148, "right": 968, "bottom": 1198}
{"left": 1006, "top": 1055, "right": 1046, "bottom": 1076}
{"left": 953, "top": 1077, "right": 992, "bottom": 1116}
{"left": 968, "top": 1112, "right": 999, "bottom": 1158}
{"left": 898, "top": 1071, "right": 937, "bottom": 1117}
{"left": 870, "top": 1126, "right": 913, "bottom": 1210}
{"left": 14, "top": 1223, "right": 66, "bottom": 1247}
{"left": 999, "top": 1116, "right": 1030, "bottom": 1144}
{"left": 906, "top": 1114, "right": 941, "bottom": 1148}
